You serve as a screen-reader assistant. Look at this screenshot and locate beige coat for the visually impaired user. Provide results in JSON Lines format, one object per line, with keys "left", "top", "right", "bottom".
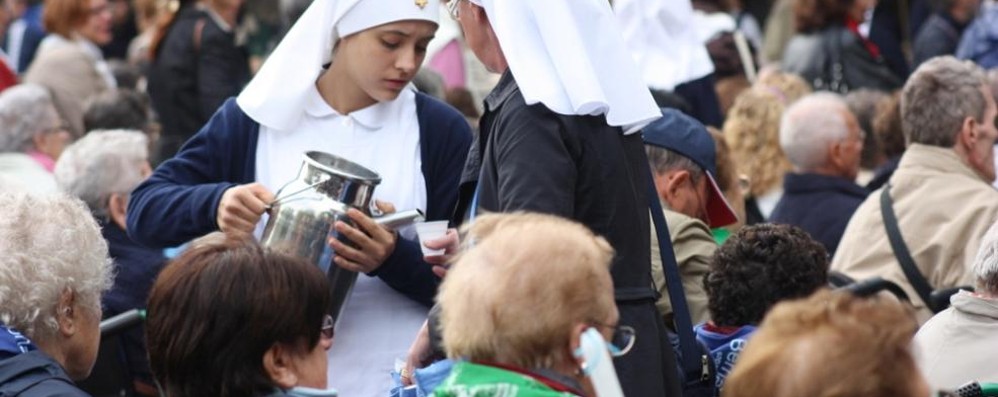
{"left": 24, "top": 41, "right": 111, "bottom": 136}
{"left": 914, "top": 291, "right": 998, "bottom": 389}
{"left": 651, "top": 209, "right": 713, "bottom": 327}
{"left": 832, "top": 144, "right": 998, "bottom": 322}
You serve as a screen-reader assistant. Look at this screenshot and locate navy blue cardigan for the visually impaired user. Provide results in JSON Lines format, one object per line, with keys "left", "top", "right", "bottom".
{"left": 127, "top": 93, "right": 472, "bottom": 306}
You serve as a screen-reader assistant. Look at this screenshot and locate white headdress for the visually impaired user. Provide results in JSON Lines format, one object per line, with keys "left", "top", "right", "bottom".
{"left": 613, "top": 0, "right": 716, "bottom": 92}
{"left": 237, "top": 0, "right": 440, "bottom": 131}
{"left": 468, "top": 0, "right": 660, "bottom": 134}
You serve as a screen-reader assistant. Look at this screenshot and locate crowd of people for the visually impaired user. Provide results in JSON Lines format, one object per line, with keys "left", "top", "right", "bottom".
{"left": 2, "top": 0, "right": 998, "bottom": 396}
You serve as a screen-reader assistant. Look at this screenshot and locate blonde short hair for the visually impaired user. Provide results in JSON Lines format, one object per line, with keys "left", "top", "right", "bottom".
{"left": 724, "top": 88, "right": 792, "bottom": 197}
{"left": 439, "top": 212, "right": 616, "bottom": 369}
{"left": 723, "top": 290, "right": 921, "bottom": 397}
{"left": 755, "top": 72, "right": 812, "bottom": 105}
{"left": 0, "top": 192, "right": 113, "bottom": 340}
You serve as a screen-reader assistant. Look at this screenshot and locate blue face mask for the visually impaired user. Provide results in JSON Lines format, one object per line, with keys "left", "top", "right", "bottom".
{"left": 284, "top": 386, "right": 338, "bottom": 397}
{"left": 572, "top": 327, "right": 625, "bottom": 397}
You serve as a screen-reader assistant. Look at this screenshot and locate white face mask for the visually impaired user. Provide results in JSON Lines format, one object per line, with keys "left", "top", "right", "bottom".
{"left": 573, "top": 327, "right": 625, "bottom": 397}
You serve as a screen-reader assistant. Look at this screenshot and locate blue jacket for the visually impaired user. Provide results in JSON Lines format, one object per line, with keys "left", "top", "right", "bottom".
{"left": 956, "top": 2, "right": 998, "bottom": 69}
{"left": 694, "top": 324, "right": 756, "bottom": 391}
{"left": 127, "top": 93, "right": 473, "bottom": 306}
{"left": 769, "top": 173, "right": 869, "bottom": 256}
{"left": 0, "top": 350, "right": 88, "bottom": 397}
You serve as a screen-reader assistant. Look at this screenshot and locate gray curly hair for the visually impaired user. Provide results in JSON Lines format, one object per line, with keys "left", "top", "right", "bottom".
{"left": 0, "top": 84, "right": 59, "bottom": 153}
{"left": 0, "top": 192, "right": 113, "bottom": 339}
{"left": 54, "top": 130, "right": 149, "bottom": 219}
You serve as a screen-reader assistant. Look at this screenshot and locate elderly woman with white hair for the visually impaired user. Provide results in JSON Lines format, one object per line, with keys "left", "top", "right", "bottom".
{"left": 433, "top": 213, "right": 632, "bottom": 397}
{"left": 914, "top": 219, "right": 998, "bottom": 389}
{"left": 0, "top": 192, "right": 112, "bottom": 396}
{"left": 0, "top": 84, "right": 72, "bottom": 194}
{"left": 54, "top": 129, "right": 162, "bottom": 394}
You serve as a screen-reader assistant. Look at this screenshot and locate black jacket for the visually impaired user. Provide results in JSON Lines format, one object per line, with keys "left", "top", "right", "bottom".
{"left": 147, "top": 5, "right": 250, "bottom": 161}
{"left": 452, "top": 71, "right": 682, "bottom": 397}
{"left": 770, "top": 173, "right": 869, "bottom": 256}
{"left": 0, "top": 351, "right": 89, "bottom": 397}
{"left": 782, "top": 26, "right": 903, "bottom": 93}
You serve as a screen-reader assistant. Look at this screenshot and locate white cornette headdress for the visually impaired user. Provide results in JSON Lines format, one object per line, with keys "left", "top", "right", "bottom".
{"left": 468, "top": 0, "right": 660, "bottom": 134}
{"left": 237, "top": 0, "right": 440, "bottom": 131}
{"left": 613, "top": 0, "right": 715, "bottom": 92}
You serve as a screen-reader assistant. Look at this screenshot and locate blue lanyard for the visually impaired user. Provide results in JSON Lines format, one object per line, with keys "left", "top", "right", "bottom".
{"left": 469, "top": 182, "right": 481, "bottom": 221}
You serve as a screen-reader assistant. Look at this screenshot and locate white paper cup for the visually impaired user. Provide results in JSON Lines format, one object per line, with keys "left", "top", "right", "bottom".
{"left": 414, "top": 221, "right": 449, "bottom": 256}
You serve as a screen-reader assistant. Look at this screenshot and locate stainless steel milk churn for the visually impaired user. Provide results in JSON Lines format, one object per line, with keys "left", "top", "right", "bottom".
{"left": 261, "top": 151, "right": 423, "bottom": 323}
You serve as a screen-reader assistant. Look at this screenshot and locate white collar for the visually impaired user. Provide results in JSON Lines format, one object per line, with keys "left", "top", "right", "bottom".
{"left": 303, "top": 84, "right": 390, "bottom": 130}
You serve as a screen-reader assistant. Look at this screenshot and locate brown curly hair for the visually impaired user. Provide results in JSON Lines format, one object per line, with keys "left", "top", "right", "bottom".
{"left": 794, "top": 0, "right": 854, "bottom": 34}
{"left": 723, "top": 88, "right": 791, "bottom": 198}
{"left": 724, "top": 290, "right": 922, "bottom": 397}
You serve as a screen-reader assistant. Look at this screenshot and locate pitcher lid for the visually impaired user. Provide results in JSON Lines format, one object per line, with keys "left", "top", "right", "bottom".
{"left": 304, "top": 151, "right": 382, "bottom": 185}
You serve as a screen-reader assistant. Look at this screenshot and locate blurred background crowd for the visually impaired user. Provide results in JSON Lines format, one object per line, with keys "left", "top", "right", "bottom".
{"left": 1, "top": 0, "right": 998, "bottom": 396}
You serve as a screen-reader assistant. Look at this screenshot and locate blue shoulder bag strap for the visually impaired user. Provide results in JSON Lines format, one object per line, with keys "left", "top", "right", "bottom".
{"left": 645, "top": 166, "right": 709, "bottom": 385}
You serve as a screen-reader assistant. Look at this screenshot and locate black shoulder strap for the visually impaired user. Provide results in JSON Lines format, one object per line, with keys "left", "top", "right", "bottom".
{"left": 879, "top": 185, "right": 936, "bottom": 311}
{"left": 646, "top": 166, "right": 709, "bottom": 384}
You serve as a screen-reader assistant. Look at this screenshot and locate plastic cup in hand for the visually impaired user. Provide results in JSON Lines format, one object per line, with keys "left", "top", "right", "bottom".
{"left": 415, "top": 221, "right": 448, "bottom": 256}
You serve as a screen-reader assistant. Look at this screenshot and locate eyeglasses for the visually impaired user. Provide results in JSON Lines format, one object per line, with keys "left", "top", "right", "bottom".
{"left": 320, "top": 314, "right": 334, "bottom": 340}
{"left": 592, "top": 323, "right": 636, "bottom": 357}
{"left": 446, "top": 0, "right": 463, "bottom": 20}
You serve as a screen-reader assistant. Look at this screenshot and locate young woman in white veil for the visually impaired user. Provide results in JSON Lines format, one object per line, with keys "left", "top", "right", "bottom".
{"left": 126, "top": 0, "right": 472, "bottom": 394}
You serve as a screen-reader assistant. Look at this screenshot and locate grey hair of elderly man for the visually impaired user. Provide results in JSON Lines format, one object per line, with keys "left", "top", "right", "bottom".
{"left": 54, "top": 130, "right": 151, "bottom": 228}
{"left": 902, "top": 56, "right": 997, "bottom": 181}
{"left": 0, "top": 192, "right": 113, "bottom": 380}
{"left": 0, "top": 84, "right": 61, "bottom": 153}
{"left": 779, "top": 92, "right": 863, "bottom": 180}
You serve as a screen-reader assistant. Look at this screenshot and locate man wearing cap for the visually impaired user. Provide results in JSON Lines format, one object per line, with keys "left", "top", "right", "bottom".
{"left": 644, "top": 109, "right": 739, "bottom": 328}
{"left": 770, "top": 93, "right": 868, "bottom": 256}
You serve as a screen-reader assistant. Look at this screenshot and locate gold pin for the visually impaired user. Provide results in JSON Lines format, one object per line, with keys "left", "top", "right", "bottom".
{"left": 415, "top": 0, "right": 427, "bottom": 8}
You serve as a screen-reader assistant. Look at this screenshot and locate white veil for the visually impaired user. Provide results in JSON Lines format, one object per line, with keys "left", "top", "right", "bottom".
{"left": 469, "top": 0, "right": 661, "bottom": 134}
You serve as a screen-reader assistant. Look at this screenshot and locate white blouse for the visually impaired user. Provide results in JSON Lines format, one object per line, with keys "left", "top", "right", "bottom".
{"left": 255, "top": 85, "right": 430, "bottom": 396}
